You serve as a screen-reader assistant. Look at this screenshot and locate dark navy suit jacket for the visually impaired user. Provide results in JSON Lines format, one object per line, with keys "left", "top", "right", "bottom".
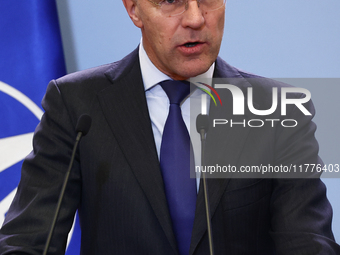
{"left": 1, "top": 48, "right": 339, "bottom": 254}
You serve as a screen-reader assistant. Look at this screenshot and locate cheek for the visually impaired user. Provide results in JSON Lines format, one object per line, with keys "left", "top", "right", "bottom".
{"left": 155, "top": 28, "right": 173, "bottom": 50}
{"left": 218, "top": 15, "right": 225, "bottom": 33}
{"left": 212, "top": 13, "right": 225, "bottom": 35}
{"left": 207, "top": 11, "right": 225, "bottom": 33}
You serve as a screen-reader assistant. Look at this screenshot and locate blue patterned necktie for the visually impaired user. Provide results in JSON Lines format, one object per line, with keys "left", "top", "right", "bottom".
{"left": 160, "top": 80, "right": 197, "bottom": 255}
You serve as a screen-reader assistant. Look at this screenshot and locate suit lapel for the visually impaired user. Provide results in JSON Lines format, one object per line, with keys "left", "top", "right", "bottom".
{"left": 97, "top": 49, "right": 178, "bottom": 253}
{"left": 190, "top": 58, "right": 254, "bottom": 255}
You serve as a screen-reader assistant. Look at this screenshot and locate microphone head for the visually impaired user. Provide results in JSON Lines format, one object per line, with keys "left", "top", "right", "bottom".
{"left": 75, "top": 114, "right": 92, "bottom": 136}
{"left": 196, "top": 114, "right": 209, "bottom": 133}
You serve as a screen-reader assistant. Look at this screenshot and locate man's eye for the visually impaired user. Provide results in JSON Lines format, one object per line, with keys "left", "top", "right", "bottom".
{"left": 165, "top": 0, "right": 177, "bottom": 4}
{"left": 159, "top": 0, "right": 182, "bottom": 6}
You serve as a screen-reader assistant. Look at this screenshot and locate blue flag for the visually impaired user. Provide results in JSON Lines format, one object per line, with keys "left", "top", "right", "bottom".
{"left": 0, "top": 1, "right": 80, "bottom": 254}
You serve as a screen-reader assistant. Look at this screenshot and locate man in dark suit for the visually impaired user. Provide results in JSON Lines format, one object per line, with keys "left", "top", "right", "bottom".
{"left": 1, "top": 0, "right": 339, "bottom": 254}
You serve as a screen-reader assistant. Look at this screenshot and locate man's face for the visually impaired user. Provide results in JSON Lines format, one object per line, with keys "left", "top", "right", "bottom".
{"left": 124, "top": 0, "right": 225, "bottom": 80}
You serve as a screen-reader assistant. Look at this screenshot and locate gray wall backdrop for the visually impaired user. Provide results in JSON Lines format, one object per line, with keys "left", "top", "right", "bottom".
{"left": 56, "top": 0, "right": 340, "bottom": 242}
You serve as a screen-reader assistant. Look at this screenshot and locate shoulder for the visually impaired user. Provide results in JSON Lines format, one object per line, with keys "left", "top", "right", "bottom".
{"left": 53, "top": 47, "right": 140, "bottom": 93}
{"left": 40, "top": 47, "right": 141, "bottom": 123}
{"left": 214, "top": 56, "right": 298, "bottom": 96}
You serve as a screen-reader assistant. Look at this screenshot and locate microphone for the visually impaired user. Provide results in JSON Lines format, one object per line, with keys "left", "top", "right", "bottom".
{"left": 196, "top": 114, "right": 214, "bottom": 255}
{"left": 43, "top": 114, "right": 92, "bottom": 255}
{"left": 75, "top": 114, "right": 92, "bottom": 136}
{"left": 196, "top": 113, "right": 209, "bottom": 140}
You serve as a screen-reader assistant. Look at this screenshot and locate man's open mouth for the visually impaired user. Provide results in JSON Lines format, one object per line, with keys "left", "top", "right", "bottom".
{"left": 184, "top": 42, "right": 200, "bottom": 47}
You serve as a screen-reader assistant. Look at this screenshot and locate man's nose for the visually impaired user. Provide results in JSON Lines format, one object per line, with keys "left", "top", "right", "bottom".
{"left": 181, "top": 0, "right": 205, "bottom": 29}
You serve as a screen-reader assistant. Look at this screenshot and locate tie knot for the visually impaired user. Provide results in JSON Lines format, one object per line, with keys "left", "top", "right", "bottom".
{"left": 160, "top": 80, "right": 190, "bottom": 105}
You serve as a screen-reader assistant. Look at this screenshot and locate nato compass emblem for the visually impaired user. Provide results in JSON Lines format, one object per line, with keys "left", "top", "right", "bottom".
{"left": 0, "top": 81, "right": 43, "bottom": 226}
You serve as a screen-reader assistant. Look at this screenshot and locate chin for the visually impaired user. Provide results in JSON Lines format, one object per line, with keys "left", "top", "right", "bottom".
{"left": 181, "top": 67, "right": 210, "bottom": 78}
{"left": 168, "top": 59, "right": 213, "bottom": 80}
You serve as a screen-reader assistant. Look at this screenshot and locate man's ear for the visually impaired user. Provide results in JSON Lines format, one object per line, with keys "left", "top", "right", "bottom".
{"left": 122, "top": 0, "right": 143, "bottom": 28}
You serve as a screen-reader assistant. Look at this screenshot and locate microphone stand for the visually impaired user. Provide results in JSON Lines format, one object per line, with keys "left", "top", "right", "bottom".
{"left": 43, "top": 114, "right": 91, "bottom": 255}
{"left": 42, "top": 132, "right": 83, "bottom": 255}
{"left": 196, "top": 114, "right": 214, "bottom": 255}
